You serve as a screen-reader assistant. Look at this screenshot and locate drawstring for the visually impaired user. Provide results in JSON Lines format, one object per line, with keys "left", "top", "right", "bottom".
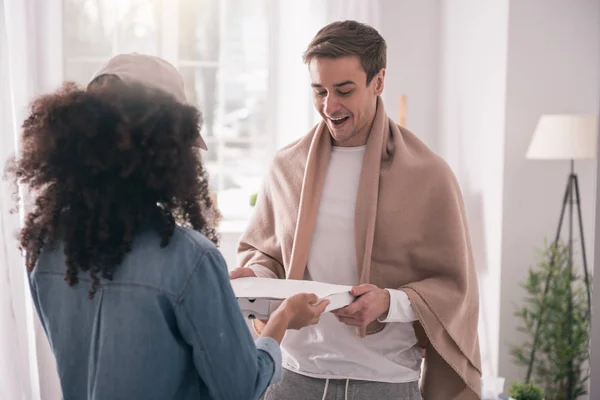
{"left": 321, "top": 378, "right": 329, "bottom": 400}
{"left": 321, "top": 378, "right": 350, "bottom": 400}
{"left": 344, "top": 378, "right": 350, "bottom": 400}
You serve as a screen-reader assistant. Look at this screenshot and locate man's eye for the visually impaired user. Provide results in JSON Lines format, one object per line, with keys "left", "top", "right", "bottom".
{"left": 339, "top": 90, "right": 352, "bottom": 96}
{"left": 315, "top": 91, "right": 327, "bottom": 96}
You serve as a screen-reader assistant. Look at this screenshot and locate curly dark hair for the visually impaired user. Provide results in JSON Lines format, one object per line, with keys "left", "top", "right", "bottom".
{"left": 7, "top": 75, "right": 220, "bottom": 298}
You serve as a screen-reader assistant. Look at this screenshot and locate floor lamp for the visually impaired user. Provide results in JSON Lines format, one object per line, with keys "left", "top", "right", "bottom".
{"left": 524, "top": 114, "right": 598, "bottom": 398}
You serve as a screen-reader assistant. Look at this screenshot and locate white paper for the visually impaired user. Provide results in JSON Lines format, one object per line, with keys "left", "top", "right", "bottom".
{"left": 231, "top": 277, "right": 355, "bottom": 313}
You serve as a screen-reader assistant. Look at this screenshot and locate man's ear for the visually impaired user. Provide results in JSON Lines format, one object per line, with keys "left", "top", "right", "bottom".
{"left": 372, "top": 68, "right": 385, "bottom": 96}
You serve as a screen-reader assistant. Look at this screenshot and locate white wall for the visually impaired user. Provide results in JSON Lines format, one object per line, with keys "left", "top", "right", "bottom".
{"left": 380, "top": 0, "right": 440, "bottom": 150}
{"left": 437, "top": 0, "right": 509, "bottom": 379}
{"left": 499, "top": 0, "right": 600, "bottom": 391}
{"left": 434, "top": 0, "right": 599, "bottom": 389}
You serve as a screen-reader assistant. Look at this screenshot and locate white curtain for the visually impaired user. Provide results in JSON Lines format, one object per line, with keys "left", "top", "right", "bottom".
{"left": 0, "top": 0, "right": 38, "bottom": 397}
{"left": 1, "top": 1, "right": 62, "bottom": 399}
{"left": 0, "top": 1, "right": 42, "bottom": 398}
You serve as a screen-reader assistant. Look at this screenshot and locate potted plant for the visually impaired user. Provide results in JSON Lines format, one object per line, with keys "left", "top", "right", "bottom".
{"left": 508, "top": 380, "right": 544, "bottom": 400}
{"left": 509, "top": 240, "right": 590, "bottom": 399}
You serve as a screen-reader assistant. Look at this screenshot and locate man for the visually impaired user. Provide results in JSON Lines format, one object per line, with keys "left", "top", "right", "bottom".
{"left": 230, "top": 21, "right": 482, "bottom": 399}
{"left": 8, "top": 53, "right": 328, "bottom": 400}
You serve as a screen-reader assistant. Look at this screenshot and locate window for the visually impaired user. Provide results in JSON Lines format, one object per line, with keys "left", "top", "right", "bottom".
{"left": 63, "top": 0, "right": 273, "bottom": 223}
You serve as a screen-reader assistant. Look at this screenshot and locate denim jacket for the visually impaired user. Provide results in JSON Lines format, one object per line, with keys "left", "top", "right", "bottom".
{"left": 28, "top": 225, "right": 282, "bottom": 400}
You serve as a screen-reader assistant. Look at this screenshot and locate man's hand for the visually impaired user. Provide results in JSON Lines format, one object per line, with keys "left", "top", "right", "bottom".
{"left": 332, "top": 284, "right": 390, "bottom": 327}
{"left": 229, "top": 267, "right": 256, "bottom": 279}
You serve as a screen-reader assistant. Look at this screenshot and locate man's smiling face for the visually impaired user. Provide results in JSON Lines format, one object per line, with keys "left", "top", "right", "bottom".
{"left": 309, "top": 55, "right": 384, "bottom": 147}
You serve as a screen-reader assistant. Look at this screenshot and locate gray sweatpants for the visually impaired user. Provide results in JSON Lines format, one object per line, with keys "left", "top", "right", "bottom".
{"left": 263, "top": 369, "right": 422, "bottom": 400}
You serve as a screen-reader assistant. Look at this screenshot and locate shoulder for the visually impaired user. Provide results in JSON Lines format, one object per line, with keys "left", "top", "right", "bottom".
{"left": 265, "top": 124, "right": 319, "bottom": 184}
{"left": 397, "top": 124, "right": 458, "bottom": 183}
{"left": 271, "top": 130, "right": 313, "bottom": 166}
{"left": 173, "top": 225, "right": 219, "bottom": 255}
{"left": 390, "top": 124, "right": 461, "bottom": 200}
{"left": 171, "top": 226, "right": 227, "bottom": 275}
{"left": 126, "top": 226, "right": 227, "bottom": 296}
{"left": 170, "top": 227, "right": 232, "bottom": 299}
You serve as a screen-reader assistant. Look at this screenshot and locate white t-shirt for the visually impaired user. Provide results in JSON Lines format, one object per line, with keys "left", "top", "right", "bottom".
{"left": 251, "top": 145, "right": 422, "bottom": 383}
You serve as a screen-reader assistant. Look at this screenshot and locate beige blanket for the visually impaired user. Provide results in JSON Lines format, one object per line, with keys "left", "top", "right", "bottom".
{"left": 238, "top": 97, "right": 482, "bottom": 399}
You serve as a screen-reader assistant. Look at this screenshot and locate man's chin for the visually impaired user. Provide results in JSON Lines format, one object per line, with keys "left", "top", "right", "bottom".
{"left": 331, "top": 131, "right": 356, "bottom": 144}
{"left": 327, "top": 125, "right": 350, "bottom": 140}
{"left": 330, "top": 132, "right": 349, "bottom": 143}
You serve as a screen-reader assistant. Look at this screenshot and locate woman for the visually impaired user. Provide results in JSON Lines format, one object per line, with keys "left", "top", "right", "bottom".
{"left": 8, "top": 53, "right": 327, "bottom": 400}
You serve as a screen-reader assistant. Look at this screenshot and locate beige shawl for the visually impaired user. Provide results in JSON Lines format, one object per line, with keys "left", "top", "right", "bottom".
{"left": 238, "top": 97, "right": 482, "bottom": 399}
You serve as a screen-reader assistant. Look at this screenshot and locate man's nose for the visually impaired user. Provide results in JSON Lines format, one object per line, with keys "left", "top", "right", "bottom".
{"left": 324, "top": 95, "right": 342, "bottom": 116}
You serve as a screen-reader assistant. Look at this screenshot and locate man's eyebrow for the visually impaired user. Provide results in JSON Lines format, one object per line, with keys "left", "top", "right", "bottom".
{"left": 311, "top": 80, "right": 356, "bottom": 88}
{"left": 333, "top": 80, "right": 356, "bottom": 87}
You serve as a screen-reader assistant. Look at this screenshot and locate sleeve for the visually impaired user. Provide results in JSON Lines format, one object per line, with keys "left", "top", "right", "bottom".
{"left": 377, "top": 288, "right": 418, "bottom": 323}
{"left": 249, "top": 264, "right": 279, "bottom": 279}
{"left": 174, "top": 250, "right": 282, "bottom": 400}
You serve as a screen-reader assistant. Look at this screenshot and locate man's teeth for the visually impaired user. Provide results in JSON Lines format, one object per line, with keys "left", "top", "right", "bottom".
{"left": 330, "top": 117, "right": 347, "bottom": 121}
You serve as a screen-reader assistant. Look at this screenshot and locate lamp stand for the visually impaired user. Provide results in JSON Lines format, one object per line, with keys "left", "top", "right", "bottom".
{"left": 524, "top": 159, "right": 591, "bottom": 399}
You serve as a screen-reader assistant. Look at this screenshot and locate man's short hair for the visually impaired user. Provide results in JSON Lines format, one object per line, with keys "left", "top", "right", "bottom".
{"left": 303, "top": 20, "right": 387, "bottom": 85}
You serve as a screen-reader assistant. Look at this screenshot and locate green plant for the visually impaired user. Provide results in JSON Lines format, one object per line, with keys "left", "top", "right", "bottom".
{"left": 510, "top": 240, "right": 590, "bottom": 399}
{"left": 249, "top": 192, "right": 257, "bottom": 207}
{"left": 508, "top": 380, "right": 544, "bottom": 400}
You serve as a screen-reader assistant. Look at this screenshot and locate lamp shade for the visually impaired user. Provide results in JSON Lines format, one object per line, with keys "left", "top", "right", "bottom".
{"left": 526, "top": 114, "right": 598, "bottom": 160}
